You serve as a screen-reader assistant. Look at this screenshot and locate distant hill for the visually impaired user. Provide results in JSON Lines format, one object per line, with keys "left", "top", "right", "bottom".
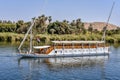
{"left": 84, "top": 22, "right": 119, "bottom": 31}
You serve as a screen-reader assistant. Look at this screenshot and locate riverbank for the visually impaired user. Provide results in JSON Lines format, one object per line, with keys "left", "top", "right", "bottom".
{"left": 0, "top": 32, "right": 120, "bottom": 43}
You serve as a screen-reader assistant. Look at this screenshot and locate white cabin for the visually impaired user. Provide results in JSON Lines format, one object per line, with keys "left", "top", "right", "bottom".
{"left": 18, "top": 41, "right": 110, "bottom": 58}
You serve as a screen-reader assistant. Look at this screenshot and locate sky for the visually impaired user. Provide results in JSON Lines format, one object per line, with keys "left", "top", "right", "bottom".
{"left": 0, "top": 0, "right": 120, "bottom": 26}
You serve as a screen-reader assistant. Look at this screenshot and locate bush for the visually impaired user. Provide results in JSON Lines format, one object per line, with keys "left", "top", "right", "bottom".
{"left": 6, "top": 36, "right": 12, "bottom": 42}
{"left": 0, "top": 24, "right": 16, "bottom": 32}
{"left": 106, "top": 37, "right": 114, "bottom": 43}
{"left": 0, "top": 36, "right": 5, "bottom": 41}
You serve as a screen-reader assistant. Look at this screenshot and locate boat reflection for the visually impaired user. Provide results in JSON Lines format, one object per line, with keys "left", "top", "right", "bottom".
{"left": 17, "top": 56, "right": 109, "bottom": 80}
{"left": 18, "top": 56, "right": 109, "bottom": 69}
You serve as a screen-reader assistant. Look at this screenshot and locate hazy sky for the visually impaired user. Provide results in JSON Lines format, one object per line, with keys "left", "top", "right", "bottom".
{"left": 0, "top": 0, "right": 120, "bottom": 26}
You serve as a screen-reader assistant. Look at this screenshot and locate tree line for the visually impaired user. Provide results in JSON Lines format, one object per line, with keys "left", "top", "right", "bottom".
{"left": 0, "top": 14, "right": 120, "bottom": 35}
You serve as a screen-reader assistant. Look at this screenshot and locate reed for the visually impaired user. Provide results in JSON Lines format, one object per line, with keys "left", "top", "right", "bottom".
{"left": 0, "top": 32, "right": 120, "bottom": 43}
{"left": 0, "top": 33, "right": 24, "bottom": 42}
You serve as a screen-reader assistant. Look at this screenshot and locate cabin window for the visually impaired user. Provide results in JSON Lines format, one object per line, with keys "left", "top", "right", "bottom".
{"left": 82, "top": 50, "right": 84, "bottom": 52}
{"left": 86, "top": 50, "right": 88, "bottom": 52}
{"left": 55, "top": 51, "right": 57, "bottom": 53}
{"left": 90, "top": 49, "right": 92, "bottom": 52}
{"left": 74, "top": 50, "right": 77, "bottom": 52}
{"left": 94, "top": 49, "right": 96, "bottom": 51}
{"left": 70, "top": 50, "right": 72, "bottom": 52}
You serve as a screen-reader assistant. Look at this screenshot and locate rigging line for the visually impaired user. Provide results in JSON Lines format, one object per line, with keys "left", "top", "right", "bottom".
{"left": 106, "top": 2, "right": 115, "bottom": 26}
{"left": 18, "top": 19, "right": 35, "bottom": 52}
{"left": 102, "top": 2, "right": 115, "bottom": 41}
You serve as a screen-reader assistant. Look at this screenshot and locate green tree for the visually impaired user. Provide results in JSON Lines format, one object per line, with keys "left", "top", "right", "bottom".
{"left": 82, "top": 28, "right": 87, "bottom": 34}
{"left": 16, "top": 20, "right": 24, "bottom": 31}
{"left": 0, "top": 20, "right": 2, "bottom": 23}
{"left": 0, "top": 20, "right": 16, "bottom": 32}
{"left": 48, "top": 16, "right": 52, "bottom": 23}
{"left": 48, "top": 21, "right": 71, "bottom": 34}
{"left": 50, "top": 28, "right": 56, "bottom": 35}
{"left": 35, "top": 14, "right": 48, "bottom": 34}
{"left": 88, "top": 24, "right": 93, "bottom": 34}
{"left": 70, "top": 20, "right": 76, "bottom": 26}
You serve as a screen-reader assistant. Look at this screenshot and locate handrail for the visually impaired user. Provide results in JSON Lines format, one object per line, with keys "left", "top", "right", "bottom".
{"left": 53, "top": 45, "right": 107, "bottom": 49}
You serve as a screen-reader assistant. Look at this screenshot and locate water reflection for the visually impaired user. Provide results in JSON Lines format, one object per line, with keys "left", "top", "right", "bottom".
{"left": 17, "top": 56, "right": 109, "bottom": 80}
{"left": 18, "top": 56, "right": 109, "bottom": 69}
{"left": 112, "top": 43, "right": 120, "bottom": 48}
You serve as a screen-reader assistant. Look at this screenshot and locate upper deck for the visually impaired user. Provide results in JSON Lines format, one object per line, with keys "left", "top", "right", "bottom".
{"left": 52, "top": 41, "right": 105, "bottom": 44}
{"left": 33, "top": 41, "right": 108, "bottom": 54}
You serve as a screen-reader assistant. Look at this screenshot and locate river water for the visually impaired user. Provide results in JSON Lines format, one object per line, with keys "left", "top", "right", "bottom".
{"left": 0, "top": 43, "right": 120, "bottom": 80}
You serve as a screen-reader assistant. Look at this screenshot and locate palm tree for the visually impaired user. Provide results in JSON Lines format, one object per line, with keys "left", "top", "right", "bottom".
{"left": 63, "top": 20, "right": 67, "bottom": 23}
{"left": 76, "top": 18, "right": 82, "bottom": 28}
{"left": 94, "top": 29, "right": 98, "bottom": 33}
{"left": 71, "top": 20, "right": 76, "bottom": 26}
{"left": 16, "top": 20, "right": 24, "bottom": 33}
{"left": 48, "top": 16, "right": 52, "bottom": 23}
{"left": 0, "top": 20, "right": 2, "bottom": 23}
{"left": 34, "top": 15, "right": 49, "bottom": 34}
{"left": 50, "top": 28, "right": 56, "bottom": 35}
{"left": 77, "top": 18, "right": 81, "bottom": 22}
{"left": 88, "top": 24, "right": 93, "bottom": 34}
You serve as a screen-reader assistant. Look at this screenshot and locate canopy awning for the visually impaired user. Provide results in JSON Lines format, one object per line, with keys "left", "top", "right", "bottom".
{"left": 52, "top": 41, "right": 105, "bottom": 44}
{"left": 33, "top": 46, "right": 50, "bottom": 49}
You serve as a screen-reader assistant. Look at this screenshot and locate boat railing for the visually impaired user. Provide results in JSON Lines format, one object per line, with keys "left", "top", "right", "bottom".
{"left": 54, "top": 45, "right": 107, "bottom": 49}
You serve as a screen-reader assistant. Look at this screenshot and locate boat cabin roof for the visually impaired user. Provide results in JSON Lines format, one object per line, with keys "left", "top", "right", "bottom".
{"left": 52, "top": 41, "right": 105, "bottom": 44}
{"left": 33, "top": 46, "right": 50, "bottom": 49}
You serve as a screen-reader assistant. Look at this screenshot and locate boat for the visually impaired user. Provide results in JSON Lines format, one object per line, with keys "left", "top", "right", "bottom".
{"left": 18, "top": 2, "right": 115, "bottom": 58}
{"left": 19, "top": 40, "right": 109, "bottom": 58}
{"left": 18, "top": 20, "right": 110, "bottom": 58}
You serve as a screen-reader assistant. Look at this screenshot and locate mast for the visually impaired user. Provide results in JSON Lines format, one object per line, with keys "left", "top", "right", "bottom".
{"left": 18, "top": 19, "right": 35, "bottom": 53}
{"left": 29, "top": 27, "right": 33, "bottom": 53}
{"left": 102, "top": 2, "right": 115, "bottom": 41}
